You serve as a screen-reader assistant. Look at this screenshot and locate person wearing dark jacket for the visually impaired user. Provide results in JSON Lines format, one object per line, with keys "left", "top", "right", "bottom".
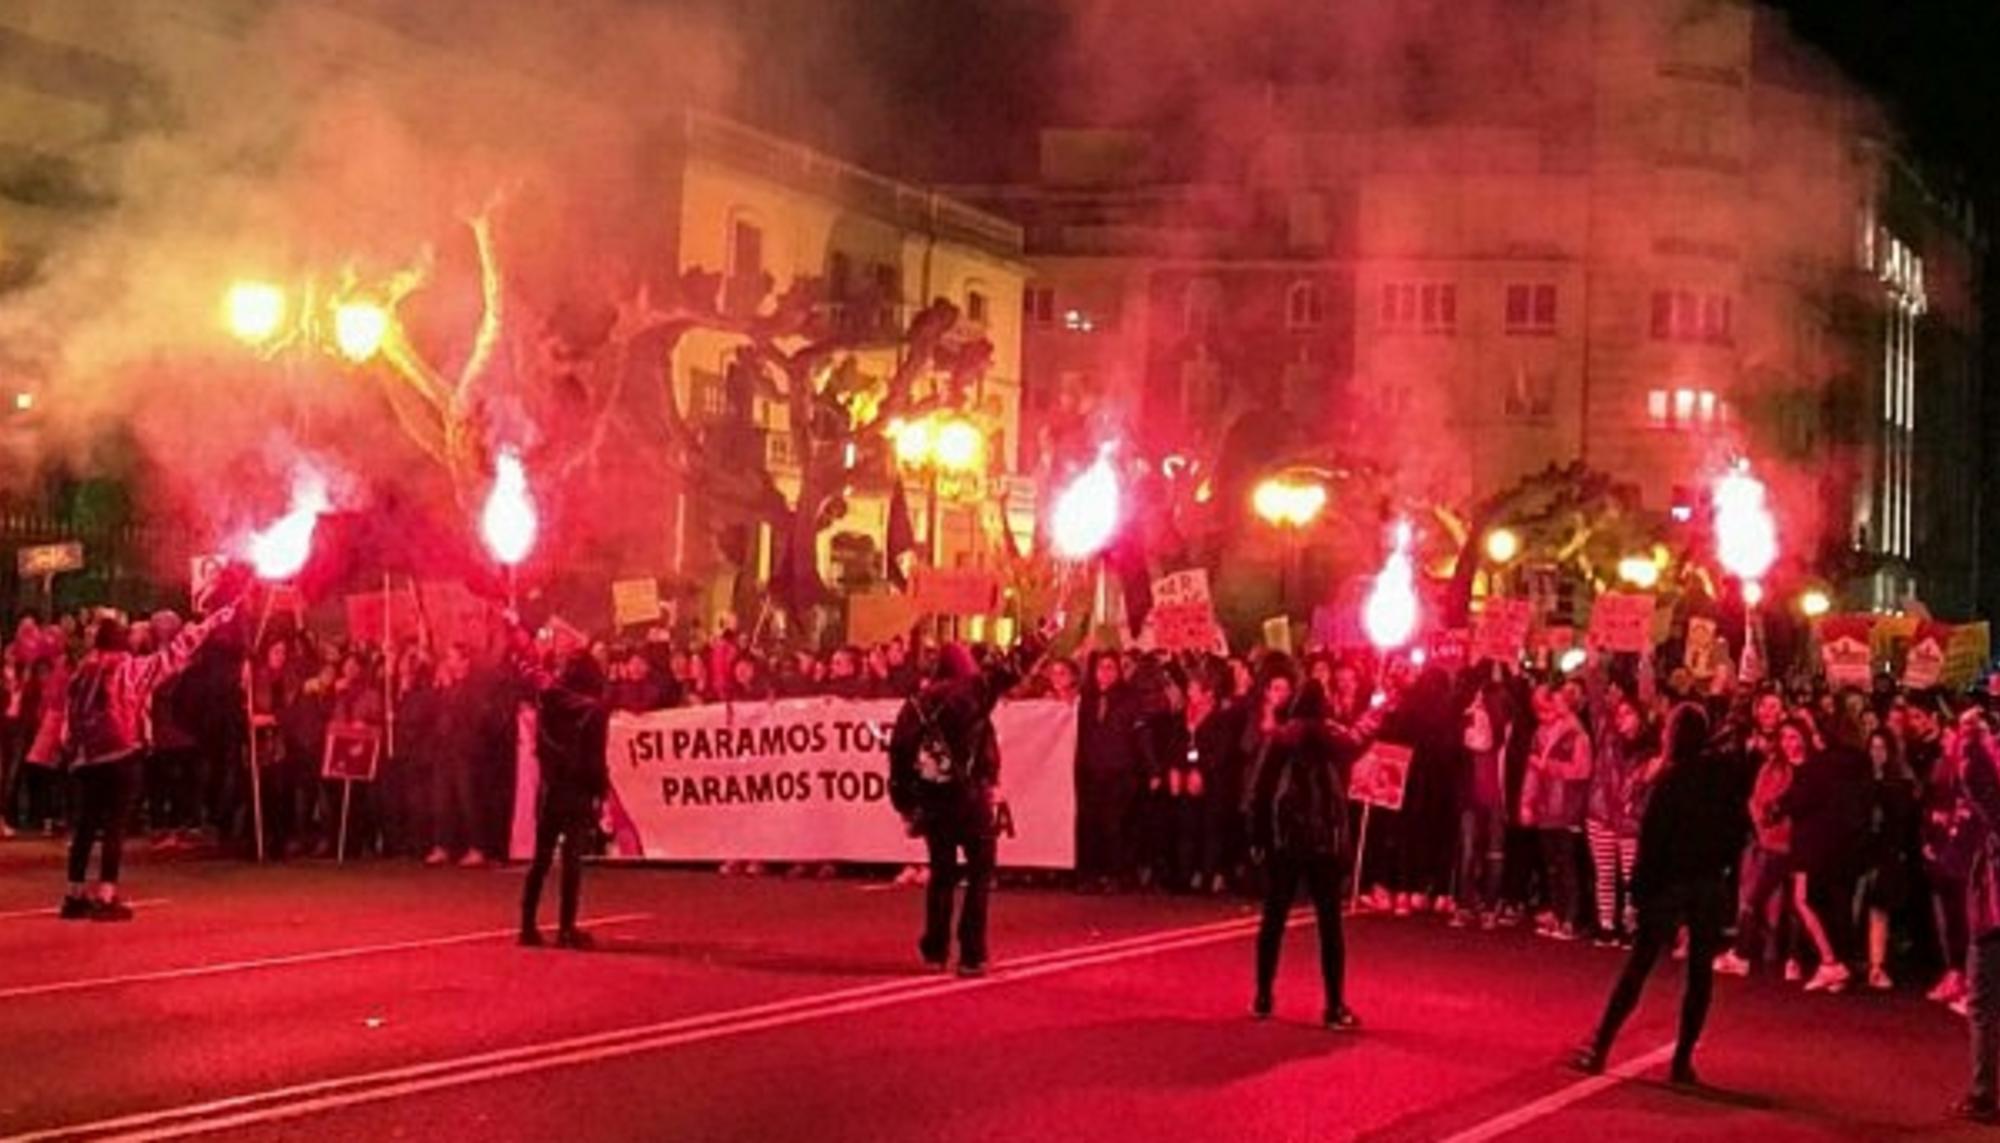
{"left": 888, "top": 643, "right": 1019, "bottom": 976}
{"left": 1952, "top": 709, "right": 2000, "bottom": 1123}
{"left": 1244, "top": 658, "right": 1379, "bottom": 1031}
{"left": 1576, "top": 703, "right": 1753, "bottom": 1085}
{"left": 1074, "top": 651, "right": 1143, "bottom": 892}
{"left": 520, "top": 651, "right": 611, "bottom": 949}
{"left": 1781, "top": 718, "right": 1874, "bottom": 993}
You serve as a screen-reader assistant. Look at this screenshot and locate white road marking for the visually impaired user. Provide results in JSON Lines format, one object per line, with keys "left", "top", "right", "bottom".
{"left": 0, "top": 899, "right": 169, "bottom": 922}
{"left": 0, "top": 912, "right": 652, "bottom": 1002}
{"left": 5, "top": 913, "right": 1292, "bottom": 1142}
{"left": 1436, "top": 1041, "right": 1679, "bottom": 1143}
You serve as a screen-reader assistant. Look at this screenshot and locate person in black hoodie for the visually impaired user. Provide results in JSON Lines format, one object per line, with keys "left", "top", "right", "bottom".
{"left": 1781, "top": 710, "right": 1875, "bottom": 993}
{"left": 519, "top": 651, "right": 611, "bottom": 949}
{"left": 1575, "top": 702, "right": 1753, "bottom": 1085}
{"left": 1244, "top": 656, "right": 1381, "bottom": 1030}
{"left": 888, "top": 642, "right": 1020, "bottom": 976}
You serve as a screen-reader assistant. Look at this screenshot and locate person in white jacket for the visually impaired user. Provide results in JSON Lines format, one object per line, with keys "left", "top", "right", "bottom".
{"left": 61, "top": 592, "right": 240, "bottom": 921}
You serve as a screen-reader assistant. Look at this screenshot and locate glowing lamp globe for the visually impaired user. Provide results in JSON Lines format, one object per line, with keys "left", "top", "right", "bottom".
{"left": 1616, "top": 555, "right": 1661, "bottom": 590}
{"left": 248, "top": 472, "right": 331, "bottom": 581}
{"left": 933, "top": 419, "right": 984, "bottom": 473}
{"left": 225, "top": 280, "right": 287, "bottom": 344}
{"left": 891, "top": 419, "right": 932, "bottom": 467}
{"left": 1363, "top": 521, "right": 1419, "bottom": 650}
{"left": 1484, "top": 527, "right": 1521, "bottom": 564}
{"left": 481, "top": 450, "right": 538, "bottom": 568}
{"left": 333, "top": 301, "right": 390, "bottom": 363}
{"left": 1051, "top": 450, "right": 1120, "bottom": 560}
{"left": 1799, "top": 588, "right": 1832, "bottom": 619}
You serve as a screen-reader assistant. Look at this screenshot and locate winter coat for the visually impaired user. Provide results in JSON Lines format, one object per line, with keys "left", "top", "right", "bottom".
{"left": 1519, "top": 717, "right": 1592, "bottom": 831}
{"left": 67, "top": 607, "right": 235, "bottom": 768}
{"left": 1243, "top": 700, "right": 1348, "bottom": 860}
{"left": 1631, "top": 749, "right": 1754, "bottom": 899}
{"left": 1782, "top": 745, "right": 1875, "bottom": 879}
{"left": 1956, "top": 729, "right": 2000, "bottom": 939}
{"left": 1587, "top": 730, "right": 1656, "bottom": 837}
{"left": 887, "top": 658, "right": 1018, "bottom": 839}
{"left": 1076, "top": 681, "right": 1144, "bottom": 783}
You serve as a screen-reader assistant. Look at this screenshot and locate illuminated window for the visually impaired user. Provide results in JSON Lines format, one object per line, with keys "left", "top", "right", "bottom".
{"left": 1286, "top": 281, "right": 1324, "bottom": 330}
{"left": 692, "top": 371, "right": 728, "bottom": 422}
{"left": 966, "top": 289, "right": 988, "bottom": 325}
{"left": 1646, "top": 387, "right": 1726, "bottom": 430}
{"left": 1505, "top": 284, "right": 1558, "bottom": 335}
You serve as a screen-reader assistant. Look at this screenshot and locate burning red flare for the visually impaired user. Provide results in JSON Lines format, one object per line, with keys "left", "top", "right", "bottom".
{"left": 1363, "top": 520, "right": 1419, "bottom": 650}
{"left": 481, "top": 449, "right": 537, "bottom": 567}
{"left": 247, "top": 471, "right": 331, "bottom": 581}
{"left": 1712, "top": 464, "right": 1777, "bottom": 583}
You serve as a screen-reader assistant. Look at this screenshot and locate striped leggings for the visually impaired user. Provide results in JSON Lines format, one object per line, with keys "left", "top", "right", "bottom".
{"left": 1586, "top": 822, "right": 1639, "bottom": 935}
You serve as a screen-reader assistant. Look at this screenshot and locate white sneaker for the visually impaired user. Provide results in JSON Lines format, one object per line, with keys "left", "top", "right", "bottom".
{"left": 458, "top": 849, "right": 489, "bottom": 869}
{"left": 423, "top": 847, "right": 449, "bottom": 867}
{"left": 1712, "top": 951, "right": 1752, "bottom": 977}
{"left": 1784, "top": 959, "right": 1805, "bottom": 983}
{"left": 1953, "top": 996, "right": 1972, "bottom": 1019}
{"left": 1868, "top": 967, "right": 1894, "bottom": 992}
{"left": 1932, "top": 972, "right": 1968, "bottom": 1003}
{"left": 1804, "top": 964, "right": 1851, "bottom": 993}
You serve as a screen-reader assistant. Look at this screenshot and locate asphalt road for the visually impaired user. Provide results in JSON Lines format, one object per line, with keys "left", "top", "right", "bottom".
{"left": 0, "top": 838, "right": 1980, "bottom": 1142}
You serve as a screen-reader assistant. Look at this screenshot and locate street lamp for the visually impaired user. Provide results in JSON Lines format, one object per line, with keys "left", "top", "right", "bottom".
{"left": 333, "top": 300, "right": 391, "bottom": 363}
{"left": 1799, "top": 587, "right": 1832, "bottom": 618}
{"left": 890, "top": 412, "right": 985, "bottom": 568}
{"left": 225, "top": 280, "right": 288, "bottom": 344}
{"left": 1253, "top": 475, "right": 1326, "bottom": 613}
{"left": 1616, "top": 554, "right": 1661, "bottom": 590}
{"left": 1483, "top": 527, "right": 1521, "bottom": 565}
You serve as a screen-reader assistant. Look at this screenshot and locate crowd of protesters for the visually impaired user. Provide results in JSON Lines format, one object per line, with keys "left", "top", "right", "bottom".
{"left": 3, "top": 597, "right": 1999, "bottom": 1021}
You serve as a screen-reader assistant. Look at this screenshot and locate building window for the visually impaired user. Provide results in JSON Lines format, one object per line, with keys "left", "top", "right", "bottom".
{"left": 966, "top": 289, "right": 988, "bottom": 325}
{"left": 1063, "top": 309, "right": 1096, "bottom": 333}
{"left": 1381, "top": 282, "right": 1456, "bottom": 334}
{"left": 1024, "top": 286, "right": 1055, "bottom": 325}
{"left": 1646, "top": 387, "right": 1727, "bottom": 431}
{"left": 1505, "top": 284, "right": 1558, "bottom": 335}
{"left": 1504, "top": 366, "right": 1554, "bottom": 419}
{"left": 765, "top": 429, "right": 796, "bottom": 470}
{"left": 874, "top": 263, "right": 900, "bottom": 304}
{"left": 730, "top": 219, "right": 763, "bottom": 280}
{"left": 1650, "top": 289, "right": 1733, "bottom": 344}
{"left": 826, "top": 251, "right": 851, "bottom": 301}
{"left": 692, "top": 371, "right": 728, "bottom": 423}
{"left": 1286, "top": 281, "right": 1324, "bottom": 330}
{"left": 1184, "top": 278, "right": 1222, "bottom": 335}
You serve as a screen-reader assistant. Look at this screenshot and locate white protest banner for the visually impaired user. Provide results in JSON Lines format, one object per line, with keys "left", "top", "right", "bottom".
{"left": 1588, "top": 592, "right": 1656, "bottom": 654}
{"left": 1349, "top": 742, "right": 1412, "bottom": 812}
{"left": 1141, "top": 568, "right": 1228, "bottom": 654}
{"left": 611, "top": 577, "right": 663, "bottom": 628}
{"left": 1473, "top": 599, "right": 1531, "bottom": 665}
{"left": 604, "top": 698, "right": 1078, "bottom": 868}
